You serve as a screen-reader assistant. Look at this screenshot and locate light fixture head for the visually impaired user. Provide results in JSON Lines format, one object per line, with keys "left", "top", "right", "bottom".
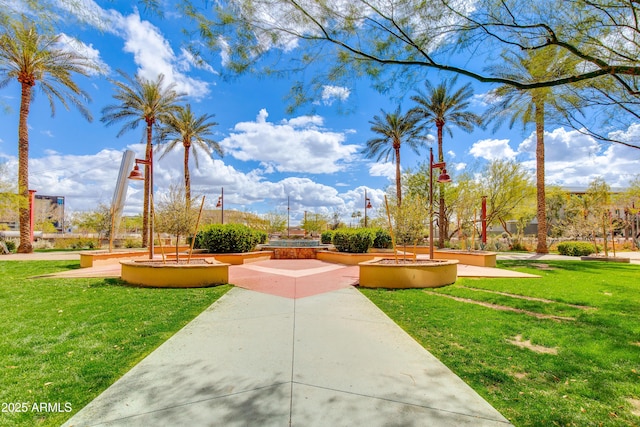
{"left": 127, "top": 164, "right": 144, "bottom": 180}
{"left": 437, "top": 169, "right": 452, "bottom": 183}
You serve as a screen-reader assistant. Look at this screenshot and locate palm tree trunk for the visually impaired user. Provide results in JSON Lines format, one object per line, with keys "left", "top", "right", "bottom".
{"left": 184, "top": 143, "right": 191, "bottom": 208}
{"left": 535, "top": 100, "right": 549, "bottom": 254}
{"left": 143, "top": 124, "right": 152, "bottom": 248}
{"left": 395, "top": 146, "right": 402, "bottom": 207}
{"left": 17, "top": 83, "right": 33, "bottom": 253}
{"left": 437, "top": 123, "right": 446, "bottom": 248}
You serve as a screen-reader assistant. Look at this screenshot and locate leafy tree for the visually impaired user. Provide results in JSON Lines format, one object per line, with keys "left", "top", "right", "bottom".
{"left": 71, "top": 203, "right": 111, "bottom": 243}
{"left": 362, "top": 107, "right": 426, "bottom": 206}
{"left": 263, "top": 210, "right": 287, "bottom": 235}
{"left": 156, "top": 104, "right": 223, "bottom": 203}
{"left": 0, "top": 17, "right": 97, "bottom": 252}
{"left": 184, "top": 0, "right": 640, "bottom": 120}
{"left": 101, "top": 71, "right": 185, "bottom": 249}
{"left": 410, "top": 77, "right": 482, "bottom": 247}
{"left": 586, "top": 178, "right": 612, "bottom": 256}
{"left": 478, "top": 159, "right": 536, "bottom": 236}
{"left": 0, "top": 163, "right": 22, "bottom": 226}
{"left": 155, "top": 184, "right": 199, "bottom": 259}
{"left": 484, "top": 47, "right": 582, "bottom": 253}
{"left": 301, "top": 213, "right": 328, "bottom": 237}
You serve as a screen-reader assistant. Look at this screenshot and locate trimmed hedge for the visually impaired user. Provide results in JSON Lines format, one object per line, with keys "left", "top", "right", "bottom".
{"left": 332, "top": 228, "right": 374, "bottom": 253}
{"left": 321, "top": 230, "right": 334, "bottom": 244}
{"left": 371, "top": 228, "right": 393, "bottom": 249}
{"left": 195, "top": 224, "right": 264, "bottom": 253}
{"left": 557, "top": 241, "right": 598, "bottom": 257}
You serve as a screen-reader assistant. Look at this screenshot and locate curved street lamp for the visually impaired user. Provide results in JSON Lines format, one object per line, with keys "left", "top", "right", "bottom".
{"left": 429, "top": 147, "right": 451, "bottom": 260}
{"left": 216, "top": 187, "right": 224, "bottom": 224}
{"left": 128, "top": 152, "right": 154, "bottom": 260}
{"left": 364, "top": 189, "right": 372, "bottom": 228}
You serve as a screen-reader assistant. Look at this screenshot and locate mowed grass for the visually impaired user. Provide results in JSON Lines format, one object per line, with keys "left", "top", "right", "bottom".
{"left": 361, "top": 260, "right": 640, "bottom": 426}
{"left": 0, "top": 261, "right": 230, "bottom": 427}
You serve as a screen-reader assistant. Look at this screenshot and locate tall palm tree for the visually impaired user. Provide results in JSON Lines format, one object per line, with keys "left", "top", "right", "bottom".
{"left": 362, "top": 107, "right": 425, "bottom": 207}
{"left": 411, "top": 77, "right": 482, "bottom": 248}
{"left": 484, "top": 48, "right": 582, "bottom": 254}
{"left": 101, "top": 71, "right": 184, "bottom": 248}
{"left": 156, "top": 104, "right": 223, "bottom": 203}
{"left": 0, "top": 18, "right": 95, "bottom": 253}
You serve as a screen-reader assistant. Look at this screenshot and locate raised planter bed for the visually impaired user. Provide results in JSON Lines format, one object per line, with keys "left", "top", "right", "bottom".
{"left": 120, "top": 259, "right": 229, "bottom": 288}
{"left": 359, "top": 258, "right": 458, "bottom": 289}
{"left": 79, "top": 245, "right": 194, "bottom": 268}
{"left": 404, "top": 247, "right": 497, "bottom": 267}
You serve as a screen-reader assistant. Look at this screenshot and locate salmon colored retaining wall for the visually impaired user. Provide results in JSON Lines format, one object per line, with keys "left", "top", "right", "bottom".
{"left": 211, "top": 251, "right": 273, "bottom": 265}
{"left": 316, "top": 251, "right": 404, "bottom": 265}
{"left": 359, "top": 258, "right": 458, "bottom": 289}
{"left": 120, "top": 260, "right": 229, "bottom": 288}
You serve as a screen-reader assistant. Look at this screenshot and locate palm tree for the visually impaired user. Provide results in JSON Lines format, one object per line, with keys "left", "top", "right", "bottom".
{"left": 0, "top": 18, "right": 96, "bottom": 253}
{"left": 156, "top": 104, "right": 223, "bottom": 204}
{"left": 362, "top": 107, "right": 425, "bottom": 207}
{"left": 101, "top": 71, "right": 184, "bottom": 248}
{"left": 411, "top": 77, "right": 482, "bottom": 248}
{"left": 484, "top": 48, "right": 582, "bottom": 254}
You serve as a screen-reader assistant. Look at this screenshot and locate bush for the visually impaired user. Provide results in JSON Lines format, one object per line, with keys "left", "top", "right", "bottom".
{"left": 254, "top": 230, "right": 268, "bottom": 245}
{"left": 332, "top": 228, "right": 374, "bottom": 253}
{"left": 557, "top": 241, "right": 598, "bottom": 256}
{"left": 124, "top": 239, "right": 142, "bottom": 248}
{"left": 2, "top": 240, "right": 16, "bottom": 252}
{"left": 371, "top": 228, "right": 393, "bottom": 249}
{"left": 321, "top": 230, "right": 334, "bottom": 244}
{"left": 195, "top": 224, "right": 263, "bottom": 253}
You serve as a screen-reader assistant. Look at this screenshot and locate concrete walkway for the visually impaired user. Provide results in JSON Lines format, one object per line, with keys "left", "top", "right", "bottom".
{"left": 62, "top": 260, "right": 513, "bottom": 426}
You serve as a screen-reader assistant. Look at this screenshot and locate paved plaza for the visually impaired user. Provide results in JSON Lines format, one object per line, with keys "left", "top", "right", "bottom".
{"left": 5, "top": 250, "right": 637, "bottom": 426}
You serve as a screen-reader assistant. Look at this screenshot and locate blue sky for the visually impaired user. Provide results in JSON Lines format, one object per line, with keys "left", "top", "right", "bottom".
{"left": 1, "top": 0, "right": 639, "bottom": 224}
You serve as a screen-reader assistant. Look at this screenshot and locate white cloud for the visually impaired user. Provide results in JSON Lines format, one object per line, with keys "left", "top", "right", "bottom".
{"left": 220, "top": 109, "right": 359, "bottom": 174}
{"left": 512, "top": 126, "right": 640, "bottom": 188}
{"left": 56, "top": 33, "right": 110, "bottom": 75}
{"left": 469, "top": 138, "right": 517, "bottom": 160}
{"left": 320, "top": 85, "right": 350, "bottom": 105}
{"left": 54, "top": 1, "right": 211, "bottom": 100}
{"left": 368, "top": 162, "right": 395, "bottom": 180}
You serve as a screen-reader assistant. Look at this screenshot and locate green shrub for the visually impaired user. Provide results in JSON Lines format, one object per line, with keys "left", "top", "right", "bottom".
{"left": 371, "top": 228, "right": 393, "bottom": 249}
{"left": 332, "top": 228, "right": 374, "bottom": 253}
{"left": 557, "top": 241, "right": 598, "bottom": 256}
{"left": 2, "top": 240, "right": 16, "bottom": 252}
{"left": 195, "top": 224, "right": 263, "bottom": 253}
{"left": 321, "top": 230, "right": 334, "bottom": 244}
{"left": 254, "top": 230, "right": 268, "bottom": 245}
{"left": 124, "top": 239, "right": 142, "bottom": 248}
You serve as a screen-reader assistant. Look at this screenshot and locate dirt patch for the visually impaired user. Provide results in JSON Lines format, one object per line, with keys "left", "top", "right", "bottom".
{"left": 508, "top": 335, "right": 558, "bottom": 355}
{"left": 529, "top": 263, "right": 556, "bottom": 270}
{"left": 461, "top": 286, "right": 594, "bottom": 310}
{"left": 424, "top": 291, "right": 576, "bottom": 322}
{"left": 628, "top": 398, "right": 640, "bottom": 417}
{"left": 511, "top": 372, "right": 528, "bottom": 380}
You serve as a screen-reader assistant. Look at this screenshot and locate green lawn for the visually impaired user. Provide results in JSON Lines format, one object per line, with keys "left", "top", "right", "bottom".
{"left": 361, "top": 260, "right": 640, "bottom": 427}
{"left": 0, "top": 261, "right": 230, "bottom": 427}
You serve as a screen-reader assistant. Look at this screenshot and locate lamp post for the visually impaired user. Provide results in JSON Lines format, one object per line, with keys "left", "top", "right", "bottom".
{"left": 128, "top": 152, "right": 154, "bottom": 259}
{"left": 429, "top": 147, "right": 451, "bottom": 260}
{"left": 216, "top": 187, "right": 224, "bottom": 224}
{"left": 364, "top": 189, "right": 372, "bottom": 228}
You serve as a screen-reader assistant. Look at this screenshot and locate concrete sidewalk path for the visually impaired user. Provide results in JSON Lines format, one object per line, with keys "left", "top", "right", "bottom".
{"left": 63, "top": 285, "right": 512, "bottom": 426}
